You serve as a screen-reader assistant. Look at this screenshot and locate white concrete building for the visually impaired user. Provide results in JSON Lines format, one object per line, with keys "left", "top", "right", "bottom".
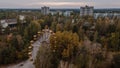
{"left": 0, "top": 19, "right": 17, "bottom": 28}
{"left": 80, "top": 5, "right": 94, "bottom": 16}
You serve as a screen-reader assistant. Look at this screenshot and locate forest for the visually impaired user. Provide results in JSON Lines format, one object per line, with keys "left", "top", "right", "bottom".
{"left": 0, "top": 11, "right": 120, "bottom": 68}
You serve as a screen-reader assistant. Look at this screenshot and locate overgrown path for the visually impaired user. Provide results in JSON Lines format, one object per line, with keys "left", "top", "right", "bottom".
{"left": 6, "top": 29, "right": 51, "bottom": 68}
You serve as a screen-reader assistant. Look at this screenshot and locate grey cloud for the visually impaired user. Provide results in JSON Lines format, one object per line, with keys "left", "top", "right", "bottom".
{"left": 0, "top": 0, "right": 119, "bottom": 8}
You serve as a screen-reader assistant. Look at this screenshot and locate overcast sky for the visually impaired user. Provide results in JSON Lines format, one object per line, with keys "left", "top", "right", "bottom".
{"left": 0, "top": 0, "right": 120, "bottom": 8}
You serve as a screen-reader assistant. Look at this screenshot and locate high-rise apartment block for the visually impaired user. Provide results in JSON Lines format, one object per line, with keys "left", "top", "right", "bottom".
{"left": 41, "top": 6, "right": 50, "bottom": 15}
{"left": 80, "top": 5, "right": 94, "bottom": 16}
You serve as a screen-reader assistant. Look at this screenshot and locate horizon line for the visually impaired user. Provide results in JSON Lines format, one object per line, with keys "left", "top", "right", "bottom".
{"left": 0, "top": 7, "right": 120, "bottom": 9}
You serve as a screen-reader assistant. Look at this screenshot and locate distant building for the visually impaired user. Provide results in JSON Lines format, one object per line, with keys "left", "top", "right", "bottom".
{"left": 0, "top": 19, "right": 17, "bottom": 28}
{"left": 64, "top": 11, "right": 73, "bottom": 16}
{"left": 0, "top": 19, "right": 26, "bottom": 28}
{"left": 50, "top": 11, "right": 63, "bottom": 15}
{"left": 0, "top": 19, "right": 17, "bottom": 32}
{"left": 80, "top": 5, "right": 94, "bottom": 16}
{"left": 41, "top": 6, "right": 50, "bottom": 15}
{"left": 19, "top": 15, "right": 25, "bottom": 21}
{"left": 0, "top": 19, "right": 27, "bottom": 32}
{"left": 0, "top": 20, "right": 8, "bottom": 28}
{"left": 50, "top": 11, "right": 57, "bottom": 15}
{"left": 94, "top": 13, "right": 120, "bottom": 19}
{"left": 57, "top": 11, "right": 63, "bottom": 15}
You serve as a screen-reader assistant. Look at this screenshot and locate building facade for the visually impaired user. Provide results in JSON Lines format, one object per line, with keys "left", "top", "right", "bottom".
{"left": 41, "top": 6, "right": 50, "bottom": 15}
{"left": 80, "top": 5, "right": 94, "bottom": 16}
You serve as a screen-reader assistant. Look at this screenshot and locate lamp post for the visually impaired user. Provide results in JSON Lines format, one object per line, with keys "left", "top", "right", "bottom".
{"left": 28, "top": 43, "right": 33, "bottom": 62}
{"left": 29, "top": 40, "right": 33, "bottom": 51}
{"left": 28, "top": 52, "right": 33, "bottom": 61}
{"left": 28, "top": 46, "right": 32, "bottom": 50}
{"left": 33, "top": 35, "right": 37, "bottom": 41}
{"left": 30, "top": 40, "right": 34, "bottom": 44}
{"left": 42, "top": 29, "right": 45, "bottom": 33}
{"left": 28, "top": 52, "right": 32, "bottom": 56}
{"left": 52, "top": 36, "right": 57, "bottom": 53}
{"left": 37, "top": 31, "right": 41, "bottom": 37}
